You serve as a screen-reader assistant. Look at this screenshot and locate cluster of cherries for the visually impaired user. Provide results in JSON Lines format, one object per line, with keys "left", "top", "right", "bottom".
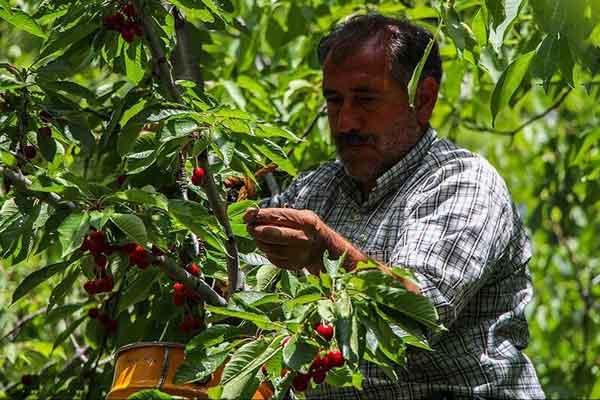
{"left": 191, "top": 167, "right": 205, "bottom": 186}
{"left": 102, "top": 2, "right": 143, "bottom": 43}
{"left": 88, "top": 307, "right": 118, "bottom": 334}
{"left": 276, "top": 324, "right": 345, "bottom": 392}
{"left": 173, "top": 262, "right": 203, "bottom": 333}
{"left": 81, "top": 230, "right": 116, "bottom": 295}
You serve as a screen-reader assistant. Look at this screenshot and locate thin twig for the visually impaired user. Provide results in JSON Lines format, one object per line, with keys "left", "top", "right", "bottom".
{"left": 463, "top": 89, "right": 571, "bottom": 136}
{"left": 0, "top": 309, "right": 46, "bottom": 342}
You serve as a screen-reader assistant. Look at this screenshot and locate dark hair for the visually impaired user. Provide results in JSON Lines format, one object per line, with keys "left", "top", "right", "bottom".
{"left": 317, "top": 14, "right": 442, "bottom": 87}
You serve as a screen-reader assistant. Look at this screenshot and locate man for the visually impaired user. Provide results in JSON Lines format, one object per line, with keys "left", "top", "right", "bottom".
{"left": 244, "top": 14, "right": 545, "bottom": 400}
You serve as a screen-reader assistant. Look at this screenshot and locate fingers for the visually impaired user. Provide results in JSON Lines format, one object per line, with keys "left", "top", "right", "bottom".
{"left": 244, "top": 208, "right": 316, "bottom": 230}
{"left": 248, "top": 225, "right": 311, "bottom": 245}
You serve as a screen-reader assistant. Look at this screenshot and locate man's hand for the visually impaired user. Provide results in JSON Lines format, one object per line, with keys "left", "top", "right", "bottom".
{"left": 244, "top": 208, "right": 332, "bottom": 275}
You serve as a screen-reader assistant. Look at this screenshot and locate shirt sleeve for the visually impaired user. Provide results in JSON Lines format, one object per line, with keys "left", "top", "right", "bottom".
{"left": 389, "top": 162, "right": 514, "bottom": 332}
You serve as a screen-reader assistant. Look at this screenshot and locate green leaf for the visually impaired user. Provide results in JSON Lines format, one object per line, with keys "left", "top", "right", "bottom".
{"left": 127, "top": 389, "right": 174, "bottom": 399}
{"left": 205, "top": 306, "right": 280, "bottom": 330}
{"left": 174, "top": 350, "right": 228, "bottom": 384}
{"left": 111, "top": 213, "right": 148, "bottom": 245}
{"left": 108, "top": 189, "right": 168, "bottom": 210}
{"left": 39, "top": 22, "right": 98, "bottom": 59}
{"left": 117, "top": 267, "right": 160, "bottom": 314}
{"left": 317, "top": 299, "right": 336, "bottom": 323}
{"left": 12, "top": 262, "right": 67, "bottom": 304}
{"left": 57, "top": 212, "right": 89, "bottom": 257}
{"left": 187, "top": 324, "right": 250, "bottom": 353}
{"left": 334, "top": 290, "right": 360, "bottom": 369}
{"left": 256, "top": 264, "right": 280, "bottom": 291}
{"left": 47, "top": 266, "right": 80, "bottom": 312}
{"left": 282, "top": 335, "right": 319, "bottom": 372}
{"left": 52, "top": 315, "right": 86, "bottom": 351}
{"left": 490, "top": 50, "right": 536, "bottom": 125}
{"left": 572, "top": 128, "right": 600, "bottom": 166}
{"left": 0, "top": 7, "right": 47, "bottom": 38}
{"left": 255, "top": 124, "right": 300, "bottom": 142}
{"left": 125, "top": 40, "right": 146, "bottom": 85}
{"left": 408, "top": 24, "right": 440, "bottom": 108}
{"left": 220, "top": 339, "right": 269, "bottom": 384}
{"left": 37, "top": 129, "right": 57, "bottom": 162}
{"left": 283, "top": 293, "right": 322, "bottom": 311}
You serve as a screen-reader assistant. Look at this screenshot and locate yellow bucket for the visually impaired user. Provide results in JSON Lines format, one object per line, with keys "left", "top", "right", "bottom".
{"left": 107, "top": 341, "right": 273, "bottom": 399}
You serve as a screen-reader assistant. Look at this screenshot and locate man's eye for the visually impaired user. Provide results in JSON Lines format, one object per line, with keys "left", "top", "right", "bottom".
{"left": 358, "top": 96, "right": 375, "bottom": 104}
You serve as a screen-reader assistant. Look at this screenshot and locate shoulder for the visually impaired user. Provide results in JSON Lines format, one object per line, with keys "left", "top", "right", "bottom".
{"left": 413, "top": 137, "right": 512, "bottom": 208}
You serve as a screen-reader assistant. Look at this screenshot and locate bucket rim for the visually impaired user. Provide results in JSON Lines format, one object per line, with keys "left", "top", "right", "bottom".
{"left": 114, "top": 341, "right": 185, "bottom": 357}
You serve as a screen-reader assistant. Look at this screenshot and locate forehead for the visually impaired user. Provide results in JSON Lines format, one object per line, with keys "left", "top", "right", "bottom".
{"left": 322, "top": 42, "right": 392, "bottom": 89}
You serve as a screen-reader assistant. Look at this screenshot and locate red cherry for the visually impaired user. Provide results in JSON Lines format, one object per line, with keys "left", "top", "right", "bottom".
{"left": 191, "top": 175, "right": 202, "bottom": 186}
{"left": 173, "top": 282, "right": 185, "bottom": 293}
{"left": 281, "top": 336, "right": 291, "bottom": 347}
{"left": 310, "top": 353, "right": 330, "bottom": 373}
{"left": 39, "top": 110, "right": 52, "bottom": 122}
{"left": 105, "top": 318, "right": 118, "bottom": 334}
{"left": 187, "top": 262, "right": 200, "bottom": 276}
{"left": 22, "top": 145, "right": 36, "bottom": 159}
{"left": 84, "top": 280, "right": 97, "bottom": 295}
{"left": 261, "top": 364, "right": 268, "bottom": 375}
{"left": 121, "top": 28, "right": 135, "bottom": 43}
{"left": 312, "top": 369, "right": 326, "bottom": 384}
{"left": 38, "top": 126, "right": 52, "bottom": 137}
{"left": 326, "top": 350, "right": 344, "bottom": 368}
{"left": 315, "top": 323, "right": 334, "bottom": 341}
{"left": 95, "top": 254, "right": 108, "bottom": 270}
{"left": 88, "top": 308, "right": 100, "bottom": 319}
{"left": 99, "top": 275, "right": 114, "bottom": 292}
{"left": 292, "top": 373, "right": 310, "bottom": 392}
{"left": 151, "top": 244, "right": 164, "bottom": 256}
{"left": 122, "top": 242, "right": 137, "bottom": 254}
{"left": 193, "top": 167, "right": 205, "bottom": 178}
{"left": 21, "top": 375, "right": 34, "bottom": 386}
{"left": 173, "top": 292, "right": 185, "bottom": 306}
{"left": 116, "top": 174, "right": 126, "bottom": 187}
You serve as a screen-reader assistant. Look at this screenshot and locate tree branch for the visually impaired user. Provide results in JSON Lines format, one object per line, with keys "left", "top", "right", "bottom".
{"left": 0, "top": 309, "right": 46, "bottom": 342}
{"left": 0, "top": 166, "right": 77, "bottom": 210}
{"left": 463, "top": 89, "right": 571, "bottom": 136}
{"left": 197, "top": 152, "right": 243, "bottom": 296}
{"left": 156, "top": 255, "right": 227, "bottom": 306}
{"left": 136, "top": 1, "right": 241, "bottom": 297}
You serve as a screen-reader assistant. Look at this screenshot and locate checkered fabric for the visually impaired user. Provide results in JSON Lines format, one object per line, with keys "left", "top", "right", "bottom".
{"left": 265, "top": 128, "right": 545, "bottom": 399}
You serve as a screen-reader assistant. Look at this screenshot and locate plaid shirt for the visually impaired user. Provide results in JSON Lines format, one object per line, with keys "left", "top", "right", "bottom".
{"left": 266, "top": 129, "right": 545, "bottom": 399}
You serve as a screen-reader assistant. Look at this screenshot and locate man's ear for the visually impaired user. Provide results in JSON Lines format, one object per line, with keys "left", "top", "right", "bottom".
{"left": 415, "top": 76, "right": 439, "bottom": 128}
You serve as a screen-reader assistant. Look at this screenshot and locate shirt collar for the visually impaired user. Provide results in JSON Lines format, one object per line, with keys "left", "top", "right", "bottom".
{"left": 338, "top": 127, "right": 437, "bottom": 209}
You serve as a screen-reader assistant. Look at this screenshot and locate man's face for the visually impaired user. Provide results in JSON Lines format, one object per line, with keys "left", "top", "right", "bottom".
{"left": 322, "top": 40, "right": 422, "bottom": 190}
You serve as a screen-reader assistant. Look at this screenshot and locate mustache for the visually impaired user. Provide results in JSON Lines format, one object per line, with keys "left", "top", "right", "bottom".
{"left": 335, "top": 132, "right": 376, "bottom": 147}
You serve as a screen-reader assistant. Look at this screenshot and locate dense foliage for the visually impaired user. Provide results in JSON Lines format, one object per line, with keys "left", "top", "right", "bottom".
{"left": 1, "top": 0, "right": 600, "bottom": 399}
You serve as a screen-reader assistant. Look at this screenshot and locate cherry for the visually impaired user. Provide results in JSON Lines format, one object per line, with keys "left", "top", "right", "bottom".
{"left": 39, "top": 110, "right": 52, "bottom": 122}
{"left": 95, "top": 254, "right": 108, "bottom": 270}
{"left": 187, "top": 262, "right": 200, "bottom": 276}
{"left": 38, "top": 126, "right": 52, "bottom": 137}
{"left": 121, "top": 242, "right": 137, "bottom": 254}
{"left": 315, "top": 323, "right": 334, "bottom": 341}
{"left": 84, "top": 280, "right": 98, "bottom": 295}
{"left": 21, "top": 375, "right": 34, "bottom": 386}
{"left": 121, "top": 28, "right": 135, "bottom": 43}
{"left": 116, "top": 174, "right": 126, "bottom": 187}
{"left": 312, "top": 369, "right": 327, "bottom": 384}
{"left": 22, "top": 145, "right": 36, "bottom": 159}
{"left": 88, "top": 308, "right": 100, "bottom": 319}
{"left": 326, "top": 350, "right": 344, "bottom": 368}
{"left": 292, "top": 373, "right": 310, "bottom": 392}
{"left": 310, "top": 353, "right": 330, "bottom": 373}
{"left": 191, "top": 167, "right": 205, "bottom": 185}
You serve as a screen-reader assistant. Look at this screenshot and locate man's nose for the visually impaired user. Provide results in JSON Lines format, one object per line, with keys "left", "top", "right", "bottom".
{"left": 334, "top": 99, "right": 362, "bottom": 133}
